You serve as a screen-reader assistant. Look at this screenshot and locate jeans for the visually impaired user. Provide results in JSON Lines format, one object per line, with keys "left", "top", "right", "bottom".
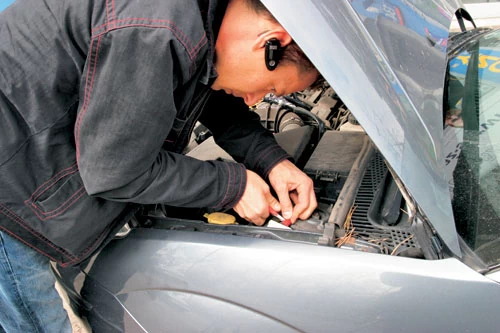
{"left": 0, "top": 230, "right": 71, "bottom": 333}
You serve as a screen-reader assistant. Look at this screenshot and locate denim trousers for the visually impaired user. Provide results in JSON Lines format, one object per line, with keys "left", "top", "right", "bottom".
{"left": 0, "top": 230, "right": 71, "bottom": 333}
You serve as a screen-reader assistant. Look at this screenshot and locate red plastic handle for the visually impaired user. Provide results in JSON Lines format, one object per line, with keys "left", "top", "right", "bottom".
{"left": 268, "top": 206, "right": 292, "bottom": 227}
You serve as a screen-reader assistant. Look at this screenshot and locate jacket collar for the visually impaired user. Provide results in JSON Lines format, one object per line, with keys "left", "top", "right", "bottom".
{"left": 199, "top": 0, "right": 227, "bottom": 86}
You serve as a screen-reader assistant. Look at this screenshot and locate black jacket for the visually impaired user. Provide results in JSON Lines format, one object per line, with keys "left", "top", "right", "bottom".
{"left": 0, "top": 0, "right": 289, "bottom": 266}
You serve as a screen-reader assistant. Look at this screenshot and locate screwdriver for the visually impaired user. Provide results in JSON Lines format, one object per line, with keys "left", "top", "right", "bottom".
{"left": 268, "top": 206, "right": 292, "bottom": 227}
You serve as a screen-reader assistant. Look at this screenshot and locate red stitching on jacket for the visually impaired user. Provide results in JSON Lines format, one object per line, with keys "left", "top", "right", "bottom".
{"left": 42, "top": 187, "right": 86, "bottom": 218}
{"left": 105, "top": 0, "right": 110, "bottom": 27}
{"left": 217, "top": 163, "right": 232, "bottom": 208}
{"left": 189, "top": 34, "right": 208, "bottom": 75}
{"left": 0, "top": 203, "right": 76, "bottom": 260}
{"left": 236, "top": 164, "right": 245, "bottom": 205}
{"left": 112, "top": 0, "right": 116, "bottom": 27}
{"left": 66, "top": 223, "right": 111, "bottom": 265}
{"left": 92, "top": 18, "right": 192, "bottom": 49}
{"left": 29, "top": 169, "right": 79, "bottom": 205}
{"left": 254, "top": 146, "right": 280, "bottom": 170}
{"left": 191, "top": 34, "right": 208, "bottom": 58}
{"left": 27, "top": 205, "right": 46, "bottom": 221}
{"left": 28, "top": 163, "right": 78, "bottom": 201}
{"left": 93, "top": 22, "right": 196, "bottom": 60}
{"left": 0, "top": 227, "right": 58, "bottom": 263}
{"left": 75, "top": 37, "right": 94, "bottom": 161}
{"left": 255, "top": 145, "right": 277, "bottom": 162}
{"left": 229, "top": 163, "right": 238, "bottom": 207}
{"left": 76, "top": 36, "right": 102, "bottom": 162}
{"left": 92, "top": 22, "right": 107, "bottom": 34}
{"left": 263, "top": 155, "right": 288, "bottom": 178}
{"left": 26, "top": 186, "right": 86, "bottom": 220}
{"left": 91, "top": 18, "right": 208, "bottom": 60}
{"left": 89, "top": 18, "right": 207, "bottom": 80}
{"left": 91, "top": 18, "right": 194, "bottom": 50}
{"left": 228, "top": 163, "right": 238, "bottom": 208}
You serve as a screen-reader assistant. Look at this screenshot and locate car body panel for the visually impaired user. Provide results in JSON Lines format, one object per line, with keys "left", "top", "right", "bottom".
{"left": 261, "top": 0, "right": 462, "bottom": 255}
{"left": 81, "top": 228, "right": 500, "bottom": 332}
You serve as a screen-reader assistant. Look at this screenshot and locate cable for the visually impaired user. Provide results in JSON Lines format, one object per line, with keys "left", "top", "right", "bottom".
{"left": 263, "top": 95, "right": 327, "bottom": 143}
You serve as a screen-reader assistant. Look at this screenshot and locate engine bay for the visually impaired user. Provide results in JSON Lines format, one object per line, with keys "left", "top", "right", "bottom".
{"left": 135, "top": 83, "right": 432, "bottom": 259}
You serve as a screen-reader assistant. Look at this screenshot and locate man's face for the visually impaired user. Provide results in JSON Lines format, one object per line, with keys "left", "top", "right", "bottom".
{"left": 211, "top": 59, "right": 318, "bottom": 106}
{"left": 212, "top": 58, "right": 317, "bottom": 106}
{"left": 211, "top": 0, "right": 318, "bottom": 106}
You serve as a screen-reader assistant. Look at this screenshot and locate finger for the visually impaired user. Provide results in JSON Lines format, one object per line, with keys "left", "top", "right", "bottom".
{"left": 252, "top": 204, "right": 270, "bottom": 226}
{"left": 297, "top": 189, "right": 318, "bottom": 220}
{"left": 289, "top": 190, "right": 303, "bottom": 222}
{"left": 265, "top": 192, "right": 280, "bottom": 213}
{"left": 251, "top": 197, "right": 273, "bottom": 225}
{"left": 274, "top": 184, "right": 293, "bottom": 220}
{"left": 235, "top": 206, "right": 267, "bottom": 226}
{"left": 299, "top": 199, "right": 317, "bottom": 220}
{"left": 249, "top": 215, "right": 266, "bottom": 226}
{"left": 290, "top": 190, "right": 309, "bottom": 222}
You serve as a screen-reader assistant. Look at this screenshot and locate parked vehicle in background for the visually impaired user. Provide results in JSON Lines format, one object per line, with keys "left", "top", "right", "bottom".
{"left": 35, "top": 0, "right": 500, "bottom": 331}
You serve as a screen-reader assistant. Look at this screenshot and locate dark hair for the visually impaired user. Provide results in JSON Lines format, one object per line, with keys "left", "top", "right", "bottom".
{"left": 245, "top": 0, "right": 317, "bottom": 73}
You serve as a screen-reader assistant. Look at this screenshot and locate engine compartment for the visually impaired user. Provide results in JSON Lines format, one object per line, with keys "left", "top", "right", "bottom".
{"left": 136, "top": 84, "right": 428, "bottom": 259}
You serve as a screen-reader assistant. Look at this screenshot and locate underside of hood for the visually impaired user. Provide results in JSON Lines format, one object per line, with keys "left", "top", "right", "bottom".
{"left": 262, "top": 0, "right": 465, "bottom": 256}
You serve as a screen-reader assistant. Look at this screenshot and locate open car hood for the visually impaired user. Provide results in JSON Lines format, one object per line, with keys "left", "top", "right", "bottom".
{"left": 262, "top": 0, "right": 463, "bottom": 256}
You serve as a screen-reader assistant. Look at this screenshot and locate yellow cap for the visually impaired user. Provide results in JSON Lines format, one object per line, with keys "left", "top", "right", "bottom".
{"left": 203, "top": 212, "right": 238, "bottom": 225}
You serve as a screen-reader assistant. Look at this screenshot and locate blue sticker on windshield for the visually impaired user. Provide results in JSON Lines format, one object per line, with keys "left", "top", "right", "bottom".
{"left": 450, "top": 48, "right": 500, "bottom": 85}
{"left": 0, "top": 0, "right": 15, "bottom": 12}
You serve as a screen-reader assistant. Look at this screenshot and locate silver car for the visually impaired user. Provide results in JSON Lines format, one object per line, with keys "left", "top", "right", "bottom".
{"left": 56, "top": 0, "right": 500, "bottom": 332}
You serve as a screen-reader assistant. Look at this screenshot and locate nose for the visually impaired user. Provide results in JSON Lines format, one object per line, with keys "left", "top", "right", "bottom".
{"left": 244, "top": 93, "right": 265, "bottom": 106}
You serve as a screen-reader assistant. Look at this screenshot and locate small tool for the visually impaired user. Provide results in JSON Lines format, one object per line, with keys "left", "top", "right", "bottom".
{"left": 268, "top": 206, "right": 292, "bottom": 227}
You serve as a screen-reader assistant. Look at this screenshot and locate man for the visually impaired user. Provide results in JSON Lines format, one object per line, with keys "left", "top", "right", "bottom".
{"left": 0, "top": 0, "right": 319, "bottom": 331}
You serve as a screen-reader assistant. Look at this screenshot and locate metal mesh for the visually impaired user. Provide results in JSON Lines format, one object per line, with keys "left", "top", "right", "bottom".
{"left": 350, "top": 153, "right": 418, "bottom": 254}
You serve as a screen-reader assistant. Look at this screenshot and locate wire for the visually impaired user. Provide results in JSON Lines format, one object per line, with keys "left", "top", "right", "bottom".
{"left": 263, "top": 95, "right": 327, "bottom": 143}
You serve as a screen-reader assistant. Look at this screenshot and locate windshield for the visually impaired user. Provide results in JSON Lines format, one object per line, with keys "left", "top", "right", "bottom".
{"left": 445, "top": 29, "right": 500, "bottom": 267}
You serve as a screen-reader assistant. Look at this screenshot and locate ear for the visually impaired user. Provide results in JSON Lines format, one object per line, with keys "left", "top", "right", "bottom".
{"left": 251, "top": 28, "right": 293, "bottom": 51}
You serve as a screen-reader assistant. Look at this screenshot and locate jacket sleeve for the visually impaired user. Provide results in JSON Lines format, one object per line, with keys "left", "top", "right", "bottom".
{"left": 75, "top": 28, "right": 245, "bottom": 209}
{"left": 199, "top": 90, "right": 291, "bottom": 179}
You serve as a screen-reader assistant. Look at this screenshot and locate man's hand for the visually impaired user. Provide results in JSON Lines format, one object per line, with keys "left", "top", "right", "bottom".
{"left": 233, "top": 170, "right": 280, "bottom": 225}
{"left": 268, "top": 159, "right": 317, "bottom": 223}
